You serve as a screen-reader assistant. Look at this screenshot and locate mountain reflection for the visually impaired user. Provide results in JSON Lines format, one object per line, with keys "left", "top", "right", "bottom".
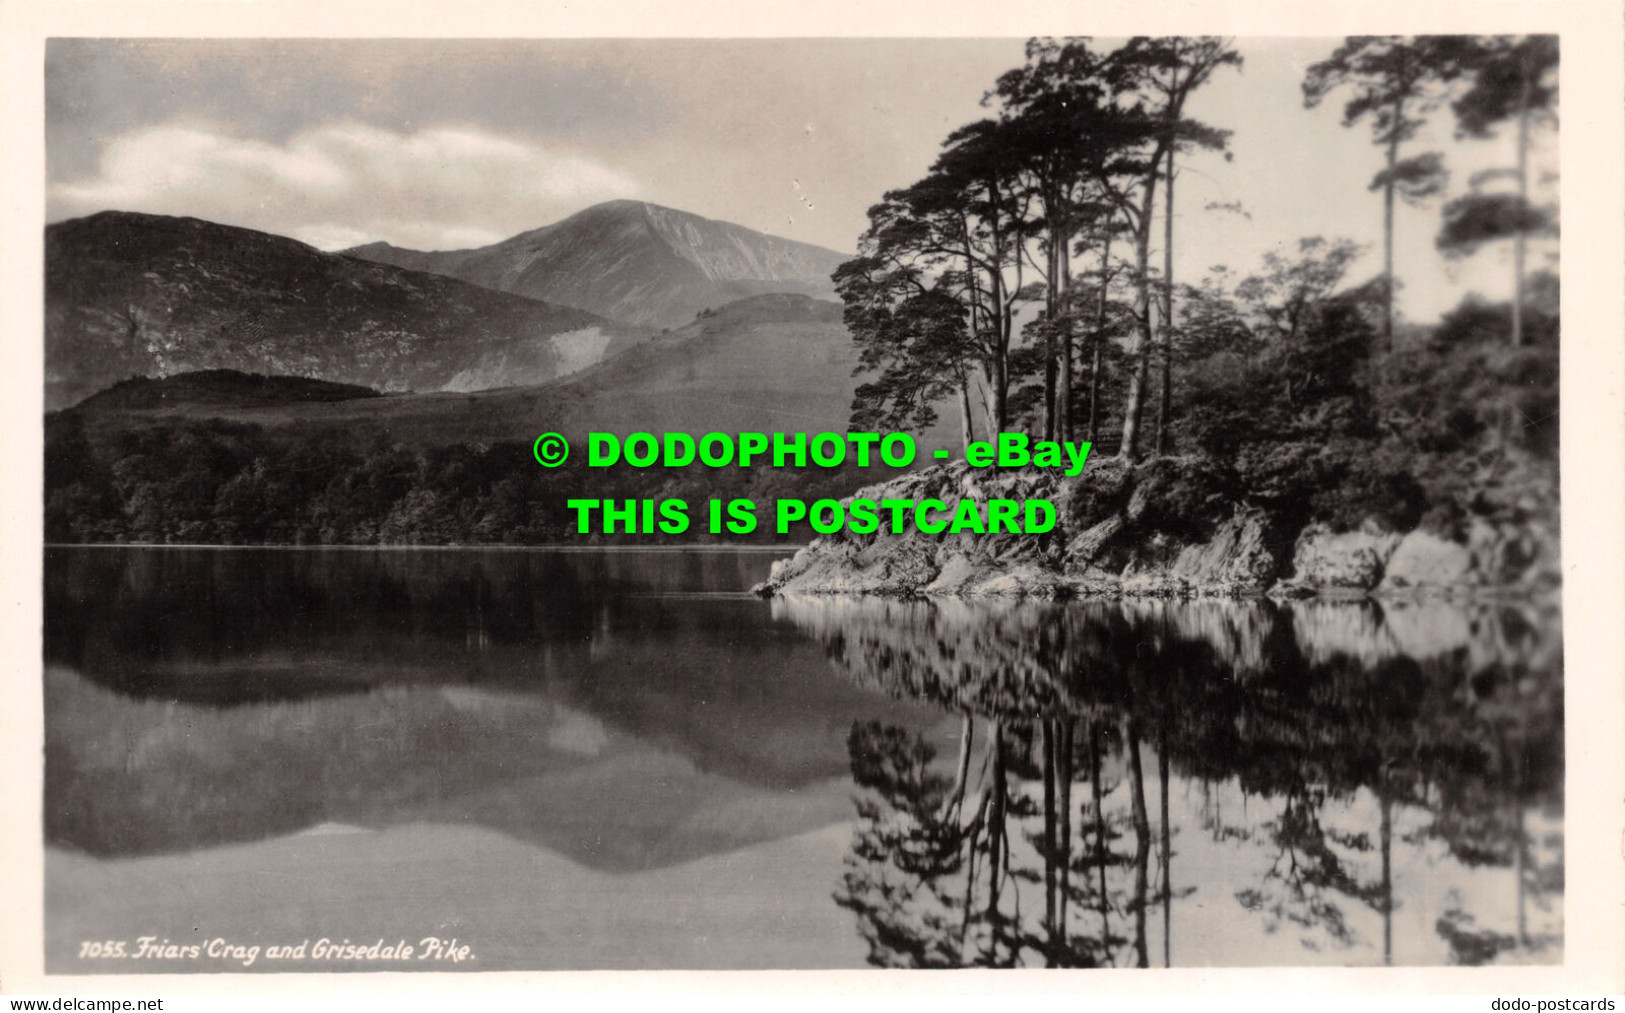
{"left": 43, "top": 547, "right": 932, "bottom": 869}
{"left": 44, "top": 549, "right": 1561, "bottom": 969}
{"left": 772, "top": 595, "right": 1562, "bottom": 968}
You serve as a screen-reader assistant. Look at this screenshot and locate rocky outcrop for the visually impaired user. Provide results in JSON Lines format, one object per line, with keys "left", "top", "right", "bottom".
{"left": 759, "top": 463, "right": 1071, "bottom": 597}
{"left": 754, "top": 458, "right": 1558, "bottom": 601}
{"left": 1381, "top": 529, "right": 1475, "bottom": 589}
{"left": 1276, "top": 521, "right": 1405, "bottom": 594}
{"left": 758, "top": 459, "right": 1283, "bottom": 599}
{"left": 1375, "top": 517, "right": 1560, "bottom": 594}
{"left": 1118, "top": 510, "right": 1282, "bottom": 596}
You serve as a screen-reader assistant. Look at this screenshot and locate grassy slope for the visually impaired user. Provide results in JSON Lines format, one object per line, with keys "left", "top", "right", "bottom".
{"left": 46, "top": 211, "right": 649, "bottom": 410}
{"left": 66, "top": 293, "right": 962, "bottom": 456}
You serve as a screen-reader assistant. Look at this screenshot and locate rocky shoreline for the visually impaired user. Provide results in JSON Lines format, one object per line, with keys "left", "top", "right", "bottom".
{"left": 752, "top": 459, "right": 1560, "bottom": 601}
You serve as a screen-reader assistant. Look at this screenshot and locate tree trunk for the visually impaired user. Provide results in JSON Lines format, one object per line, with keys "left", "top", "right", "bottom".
{"left": 1059, "top": 234, "right": 1074, "bottom": 443}
{"left": 1512, "top": 50, "right": 1533, "bottom": 348}
{"left": 1120, "top": 178, "right": 1159, "bottom": 461}
{"left": 958, "top": 379, "right": 976, "bottom": 453}
{"left": 1159, "top": 737, "right": 1172, "bottom": 968}
{"left": 1044, "top": 226, "right": 1060, "bottom": 441}
{"left": 1042, "top": 719, "right": 1058, "bottom": 960}
{"left": 1119, "top": 242, "right": 1154, "bottom": 459}
{"left": 1127, "top": 717, "right": 1151, "bottom": 968}
{"left": 1089, "top": 234, "right": 1110, "bottom": 443}
{"left": 1380, "top": 791, "right": 1393, "bottom": 966}
{"left": 991, "top": 355, "right": 1008, "bottom": 434}
{"left": 1382, "top": 94, "right": 1401, "bottom": 351}
{"left": 1090, "top": 721, "right": 1111, "bottom": 963}
{"left": 1156, "top": 149, "right": 1176, "bottom": 456}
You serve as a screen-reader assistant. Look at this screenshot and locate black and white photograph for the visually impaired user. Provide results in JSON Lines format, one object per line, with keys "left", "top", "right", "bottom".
{"left": 5, "top": 2, "right": 1623, "bottom": 995}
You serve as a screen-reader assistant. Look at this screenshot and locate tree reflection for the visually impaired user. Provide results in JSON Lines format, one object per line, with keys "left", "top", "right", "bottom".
{"left": 781, "top": 595, "right": 1562, "bottom": 968}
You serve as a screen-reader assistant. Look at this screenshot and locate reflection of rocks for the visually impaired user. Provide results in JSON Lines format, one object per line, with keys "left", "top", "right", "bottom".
{"left": 818, "top": 593, "right": 1565, "bottom": 969}
{"left": 1287, "top": 600, "right": 1403, "bottom": 668}
{"left": 1118, "top": 597, "right": 1279, "bottom": 676}
{"left": 775, "top": 593, "right": 1562, "bottom": 720}
{"left": 771, "top": 594, "right": 1078, "bottom": 716}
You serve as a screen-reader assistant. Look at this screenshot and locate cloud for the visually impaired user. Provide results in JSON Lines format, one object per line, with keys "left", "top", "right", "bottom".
{"left": 49, "top": 121, "right": 641, "bottom": 250}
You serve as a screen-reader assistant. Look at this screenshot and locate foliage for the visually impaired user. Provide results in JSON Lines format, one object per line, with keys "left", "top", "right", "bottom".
{"left": 1436, "top": 192, "right": 1555, "bottom": 259}
{"left": 1448, "top": 36, "right": 1559, "bottom": 139}
{"left": 1370, "top": 152, "right": 1449, "bottom": 206}
{"left": 43, "top": 414, "right": 875, "bottom": 546}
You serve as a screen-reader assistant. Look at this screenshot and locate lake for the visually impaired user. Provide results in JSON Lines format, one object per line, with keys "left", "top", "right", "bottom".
{"left": 43, "top": 546, "right": 1563, "bottom": 971}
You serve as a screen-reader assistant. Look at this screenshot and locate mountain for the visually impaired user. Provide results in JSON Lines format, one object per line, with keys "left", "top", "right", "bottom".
{"left": 64, "top": 292, "right": 957, "bottom": 454}
{"left": 344, "top": 200, "right": 850, "bottom": 329}
{"left": 48, "top": 292, "right": 965, "bottom": 545}
{"left": 45, "top": 211, "right": 650, "bottom": 409}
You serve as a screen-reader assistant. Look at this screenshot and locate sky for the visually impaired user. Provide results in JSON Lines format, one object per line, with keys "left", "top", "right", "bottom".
{"left": 45, "top": 37, "right": 1555, "bottom": 322}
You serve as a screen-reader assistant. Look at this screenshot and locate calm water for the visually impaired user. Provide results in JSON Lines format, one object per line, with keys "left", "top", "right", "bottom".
{"left": 43, "top": 547, "right": 1562, "bottom": 971}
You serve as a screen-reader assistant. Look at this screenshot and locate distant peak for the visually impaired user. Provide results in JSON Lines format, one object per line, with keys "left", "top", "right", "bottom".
{"left": 568, "top": 198, "right": 656, "bottom": 221}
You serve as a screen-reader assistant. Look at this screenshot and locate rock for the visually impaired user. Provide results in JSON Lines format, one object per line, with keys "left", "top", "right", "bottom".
{"left": 1379, "top": 529, "right": 1475, "bottom": 589}
{"left": 1064, "top": 515, "right": 1124, "bottom": 566}
{"left": 969, "top": 564, "right": 1073, "bottom": 598}
{"left": 1117, "top": 511, "right": 1282, "bottom": 596}
{"left": 1282, "top": 522, "right": 1403, "bottom": 591}
{"left": 1171, "top": 510, "right": 1279, "bottom": 587}
{"left": 920, "top": 552, "right": 983, "bottom": 595}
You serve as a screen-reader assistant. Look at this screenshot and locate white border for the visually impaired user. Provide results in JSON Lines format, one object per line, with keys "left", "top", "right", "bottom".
{"left": 2, "top": 0, "right": 1620, "bottom": 999}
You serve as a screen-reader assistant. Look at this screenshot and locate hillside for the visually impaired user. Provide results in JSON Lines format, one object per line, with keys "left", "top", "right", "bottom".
{"left": 345, "top": 200, "right": 849, "bottom": 329}
{"left": 47, "top": 292, "right": 966, "bottom": 545}
{"left": 62, "top": 292, "right": 958, "bottom": 453}
{"left": 45, "top": 211, "right": 649, "bottom": 409}
{"left": 542, "top": 292, "right": 900, "bottom": 437}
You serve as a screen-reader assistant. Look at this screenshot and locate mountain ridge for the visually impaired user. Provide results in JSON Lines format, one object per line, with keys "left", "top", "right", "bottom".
{"left": 344, "top": 200, "right": 850, "bottom": 329}
{"left": 45, "top": 210, "right": 650, "bottom": 409}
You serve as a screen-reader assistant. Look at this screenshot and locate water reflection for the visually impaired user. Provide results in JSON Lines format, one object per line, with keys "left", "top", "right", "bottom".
{"left": 44, "top": 549, "right": 1561, "bottom": 970}
{"left": 44, "top": 547, "right": 930, "bottom": 867}
{"left": 773, "top": 595, "right": 1563, "bottom": 968}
